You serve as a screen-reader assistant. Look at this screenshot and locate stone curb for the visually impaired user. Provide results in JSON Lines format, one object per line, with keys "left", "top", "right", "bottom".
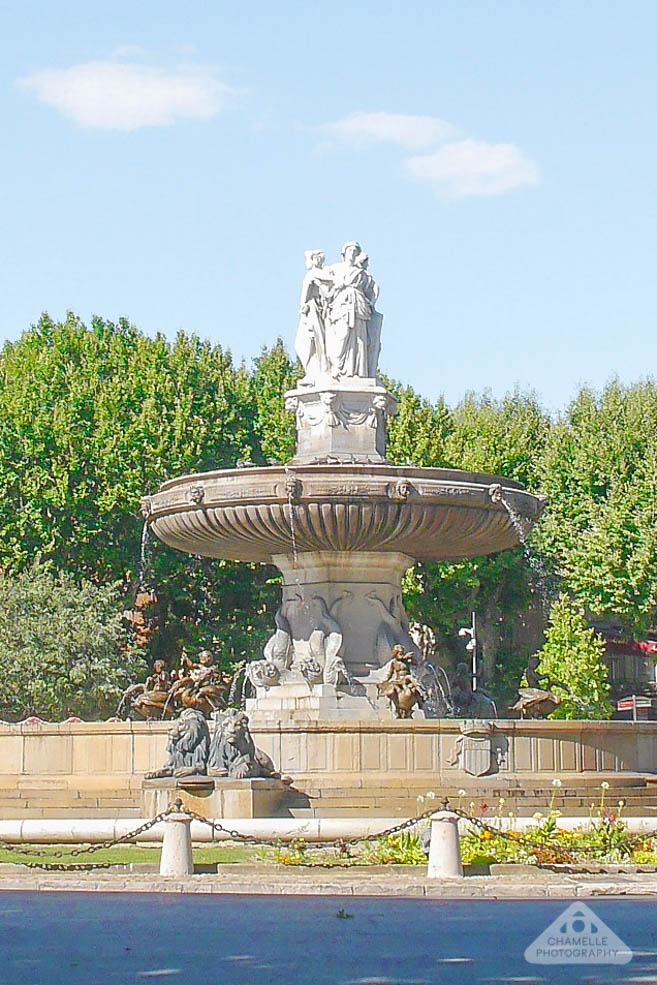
{"left": 1, "top": 871, "right": 656, "bottom": 898}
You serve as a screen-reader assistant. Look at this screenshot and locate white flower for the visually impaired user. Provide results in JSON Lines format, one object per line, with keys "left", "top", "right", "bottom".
{"left": 532, "top": 812, "right": 544, "bottom": 821}
{"left": 416, "top": 794, "right": 425, "bottom": 803}
{"left": 426, "top": 791, "right": 436, "bottom": 800}
{"left": 601, "top": 781, "right": 610, "bottom": 790}
{"left": 458, "top": 789, "right": 467, "bottom": 797}
{"left": 552, "top": 778, "right": 562, "bottom": 788}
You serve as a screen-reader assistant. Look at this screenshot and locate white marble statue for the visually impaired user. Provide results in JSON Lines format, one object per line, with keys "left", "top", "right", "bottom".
{"left": 295, "top": 242, "right": 382, "bottom": 384}
{"left": 295, "top": 250, "right": 332, "bottom": 386}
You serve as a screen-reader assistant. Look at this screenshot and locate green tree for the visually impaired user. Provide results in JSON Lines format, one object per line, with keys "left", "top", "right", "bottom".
{"left": 534, "top": 594, "right": 612, "bottom": 720}
{"left": 385, "top": 380, "right": 452, "bottom": 467}
{"left": 0, "top": 314, "right": 257, "bottom": 581}
{"left": 0, "top": 563, "right": 146, "bottom": 721}
{"left": 0, "top": 314, "right": 282, "bottom": 668}
{"left": 250, "top": 339, "right": 301, "bottom": 464}
{"left": 389, "top": 387, "right": 552, "bottom": 682}
{"left": 445, "top": 387, "right": 551, "bottom": 488}
{"left": 537, "top": 380, "right": 657, "bottom": 635}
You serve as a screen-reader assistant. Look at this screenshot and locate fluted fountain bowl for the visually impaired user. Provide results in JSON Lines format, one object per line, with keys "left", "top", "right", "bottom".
{"left": 142, "top": 464, "right": 545, "bottom": 563}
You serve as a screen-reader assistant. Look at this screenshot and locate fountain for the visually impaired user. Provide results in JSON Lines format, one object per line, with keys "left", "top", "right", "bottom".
{"left": 142, "top": 242, "right": 546, "bottom": 724}
{"left": 3, "top": 242, "right": 655, "bottom": 823}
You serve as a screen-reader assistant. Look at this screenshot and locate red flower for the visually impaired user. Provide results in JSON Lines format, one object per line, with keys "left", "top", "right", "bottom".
{"left": 480, "top": 803, "right": 489, "bottom": 814}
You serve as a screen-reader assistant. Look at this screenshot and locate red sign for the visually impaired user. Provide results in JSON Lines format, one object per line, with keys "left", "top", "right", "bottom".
{"left": 617, "top": 696, "right": 652, "bottom": 711}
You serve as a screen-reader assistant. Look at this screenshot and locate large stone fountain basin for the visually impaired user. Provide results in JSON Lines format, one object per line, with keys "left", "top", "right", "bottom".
{"left": 143, "top": 464, "right": 544, "bottom": 564}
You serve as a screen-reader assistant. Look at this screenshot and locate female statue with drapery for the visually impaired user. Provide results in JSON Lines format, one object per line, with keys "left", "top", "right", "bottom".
{"left": 325, "top": 241, "right": 373, "bottom": 378}
{"left": 295, "top": 250, "right": 331, "bottom": 386}
{"left": 295, "top": 242, "right": 382, "bottom": 384}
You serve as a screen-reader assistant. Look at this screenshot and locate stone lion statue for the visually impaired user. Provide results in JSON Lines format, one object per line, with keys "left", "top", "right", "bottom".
{"left": 208, "top": 708, "right": 277, "bottom": 779}
{"left": 145, "top": 708, "right": 211, "bottom": 779}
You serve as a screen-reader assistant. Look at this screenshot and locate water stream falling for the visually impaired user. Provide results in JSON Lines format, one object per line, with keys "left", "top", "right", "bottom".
{"left": 422, "top": 662, "right": 454, "bottom": 718}
{"left": 500, "top": 496, "right": 531, "bottom": 546}
{"left": 284, "top": 466, "right": 300, "bottom": 569}
{"left": 227, "top": 660, "right": 248, "bottom": 708}
{"left": 501, "top": 495, "right": 558, "bottom": 612}
{"left": 138, "top": 520, "right": 153, "bottom": 590}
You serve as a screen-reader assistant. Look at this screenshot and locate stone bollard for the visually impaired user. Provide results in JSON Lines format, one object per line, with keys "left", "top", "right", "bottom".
{"left": 159, "top": 809, "right": 194, "bottom": 877}
{"left": 427, "top": 811, "right": 463, "bottom": 879}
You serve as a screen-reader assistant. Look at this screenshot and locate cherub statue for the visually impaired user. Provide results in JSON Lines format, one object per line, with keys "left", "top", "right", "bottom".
{"left": 171, "top": 650, "right": 229, "bottom": 717}
{"left": 377, "top": 645, "right": 425, "bottom": 719}
{"left": 117, "top": 660, "right": 176, "bottom": 720}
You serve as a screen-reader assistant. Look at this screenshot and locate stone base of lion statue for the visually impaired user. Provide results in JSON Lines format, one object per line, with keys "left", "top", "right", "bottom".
{"left": 141, "top": 775, "right": 290, "bottom": 819}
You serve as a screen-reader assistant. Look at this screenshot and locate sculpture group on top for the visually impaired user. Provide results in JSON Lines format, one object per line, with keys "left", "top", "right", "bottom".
{"left": 295, "top": 242, "right": 382, "bottom": 385}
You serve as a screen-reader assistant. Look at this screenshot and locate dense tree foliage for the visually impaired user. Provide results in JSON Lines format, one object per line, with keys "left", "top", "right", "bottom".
{"left": 534, "top": 594, "right": 613, "bottom": 720}
{"left": 1, "top": 313, "right": 656, "bottom": 718}
{"left": 0, "top": 563, "right": 146, "bottom": 721}
{"left": 537, "top": 382, "right": 657, "bottom": 636}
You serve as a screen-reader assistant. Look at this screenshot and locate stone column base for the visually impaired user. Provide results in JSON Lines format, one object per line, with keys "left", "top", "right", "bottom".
{"left": 245, "top": 680, "right": 426, "bottom": 724}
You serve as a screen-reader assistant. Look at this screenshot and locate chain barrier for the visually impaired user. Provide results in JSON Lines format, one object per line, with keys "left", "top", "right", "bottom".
{"left": 0, "top": 806, "right": 178, "bottom": 871}
{"left": 3, "top": 796, "right": 657, "bottom": 872}
{"left": 180, "top": 797, "right": 657, "bottom": 868}
{"left": 180, "top": 802, "right": 441, "bottom": 847}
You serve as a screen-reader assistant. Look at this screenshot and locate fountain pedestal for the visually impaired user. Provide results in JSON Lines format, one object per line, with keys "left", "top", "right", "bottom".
{"left": 286, "top": 379, "right": 397, "bottom": 465}
{"left": 245, "top": 549, "right": 427, "bottom": 722}
{"left": 273, "top": 550, "right": 414, "bottom": 677}
{"left": 245, "top": 681, "right": 391, "bottom": 722}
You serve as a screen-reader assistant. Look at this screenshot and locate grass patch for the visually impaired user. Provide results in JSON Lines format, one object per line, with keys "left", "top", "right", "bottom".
{"left": 0, "top": 843, "right": 258, "bottom": 866}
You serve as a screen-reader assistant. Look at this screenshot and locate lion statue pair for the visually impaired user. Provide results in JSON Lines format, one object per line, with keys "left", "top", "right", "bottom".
{"left": 145, "top": 707, "right": 278, "bottom": 780}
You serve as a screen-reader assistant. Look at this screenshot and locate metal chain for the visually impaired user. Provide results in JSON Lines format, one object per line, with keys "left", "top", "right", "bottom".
{"left": 3, "top": 796, "right": 657, "bottom": 872}
{"left": 180, "top": 802, "right": 440, "bottom": 847}
{"left": 0, "top": 805, "right": 180, "bottom": 870}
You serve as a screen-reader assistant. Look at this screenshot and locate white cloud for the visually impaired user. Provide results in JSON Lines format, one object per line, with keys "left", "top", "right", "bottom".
{"left": 316, "top": 110, "right": 539, "bottom": 200}
{"left": 317, "top": 111, "right": 458, "bottom": 151}
{"left": 405, "top": 139, "right": 540, "bottom": 199}
{"left": 110, "top": 45, "right": 149, "bottom": 59}
{"left": 17, "top": 60, "right": 235, "bottom": 131}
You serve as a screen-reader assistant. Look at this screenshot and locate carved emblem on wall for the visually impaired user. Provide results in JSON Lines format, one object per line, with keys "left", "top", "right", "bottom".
{"left": 448, "top": 720, "right": 507, "bottom": 777}
{"left": 188, "top": 485, "right": 205, "bottom": 505}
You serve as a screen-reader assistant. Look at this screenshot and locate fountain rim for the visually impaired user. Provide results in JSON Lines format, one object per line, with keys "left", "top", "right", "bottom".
{"left": 156, "top": 462, "right": 527, "bottom": 494}
{"left": 144, "top": 462, "right": 545, "bottom": 563}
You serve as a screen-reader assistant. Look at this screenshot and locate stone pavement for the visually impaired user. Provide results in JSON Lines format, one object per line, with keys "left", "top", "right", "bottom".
{"left": 0, "top": 865, "right": 656, "bottom": 897}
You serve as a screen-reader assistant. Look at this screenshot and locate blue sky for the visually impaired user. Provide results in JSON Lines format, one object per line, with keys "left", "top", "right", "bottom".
{"left": 1, "top": 1, "right": 656, "bottom": 411}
